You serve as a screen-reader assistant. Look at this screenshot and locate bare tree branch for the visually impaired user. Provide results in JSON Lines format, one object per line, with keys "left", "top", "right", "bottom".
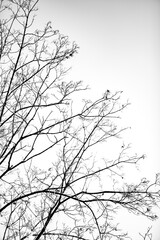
{"left": 0, "top": 1, "right": 159, "bottom": 240}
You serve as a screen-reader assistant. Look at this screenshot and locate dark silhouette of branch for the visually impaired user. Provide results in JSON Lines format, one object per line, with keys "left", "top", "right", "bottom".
{"left": 0, "top": 1, "right": 159, "bottom": 240}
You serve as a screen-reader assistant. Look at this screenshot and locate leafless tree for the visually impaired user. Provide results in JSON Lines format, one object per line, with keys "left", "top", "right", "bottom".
{"left": 139, "top": 227, "right": 153, "bottom": 240}
{"left": 0, "top": 0, "right": 160, "bottom": 239}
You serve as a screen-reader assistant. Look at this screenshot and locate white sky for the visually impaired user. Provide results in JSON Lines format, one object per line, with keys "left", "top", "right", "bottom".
{"left": 36, "top": 0, "right": 160, "bottom": 177}
{"left": 35, "top": 0, "right": 160, "bottom": 239}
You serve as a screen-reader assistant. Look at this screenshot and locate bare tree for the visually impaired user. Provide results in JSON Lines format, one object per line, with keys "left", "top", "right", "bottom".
{"left": 139, "top": 227, "right": 153, "bottom": 240}
{"left": 0, "top": 0, "right": 160, "bottom": 239}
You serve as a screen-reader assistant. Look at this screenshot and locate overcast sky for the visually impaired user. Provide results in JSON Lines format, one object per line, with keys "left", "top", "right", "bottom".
{"left": 35, "top": 0, "right": 160, "bottom": 175}
{"left": 35, "top": 0, "right": 160, "bottom": 238}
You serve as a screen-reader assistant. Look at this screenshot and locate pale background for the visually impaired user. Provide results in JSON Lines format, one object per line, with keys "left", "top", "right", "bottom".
{"left": 36, "top": 0, "right": 160, "bottom": 174}
{"left": 1, "top": 0, "right": 159, "bottom": 239}
{"left": 35, "top": 0, "right": 160, "bottom": 239}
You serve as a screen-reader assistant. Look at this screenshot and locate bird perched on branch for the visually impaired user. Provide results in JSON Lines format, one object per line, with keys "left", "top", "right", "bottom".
{"left": 105, "top": 89, "right": 110, "bottom": 99}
